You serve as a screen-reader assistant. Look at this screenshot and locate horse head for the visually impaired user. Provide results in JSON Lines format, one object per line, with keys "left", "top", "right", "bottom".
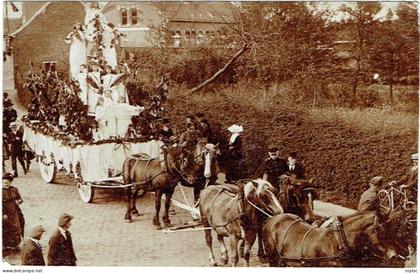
{"left": 343, "top": 210, "right": 406, "bottom": 262}
{"left": 167, "top": 146, "right": 198, "bottom": 185}
{"left": 243, "top": 179, "right": 284, "bottom": 217}
{"left": 278, "top": 175, "right": 317, "bottom": 223}
{"left": 193, "top": 140, "right": 220, "bottom": 179}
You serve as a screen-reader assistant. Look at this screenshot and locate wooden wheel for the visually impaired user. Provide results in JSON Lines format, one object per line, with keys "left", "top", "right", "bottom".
{"left": 38, "top": 154, "right": 57, "bottom": 183}
{"left": 378, "top": 189, "right": 392, "bottom": 213}
{"left": 77, "top": 182, "right": 95, "bottom": 203}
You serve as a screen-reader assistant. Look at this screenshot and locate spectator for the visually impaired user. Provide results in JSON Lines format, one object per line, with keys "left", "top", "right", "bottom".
{"left": 2, "top": 173, "right": 23, "bottom": 250}
{"left": 21, "top": 225, "right": 46, "bottom": 265}
{"left": 48, "top": 213, "right": 77, "bottom": 266}
{"left": 8, "top": 122, "right": 27, "bottom": 177}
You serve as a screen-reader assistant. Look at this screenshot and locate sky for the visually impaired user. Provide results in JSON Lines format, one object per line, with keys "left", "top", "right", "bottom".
{"left": 2, "top": 1, "right": 407, "bottom": 20}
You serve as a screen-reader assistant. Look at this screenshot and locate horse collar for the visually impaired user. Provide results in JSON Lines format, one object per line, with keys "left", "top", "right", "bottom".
{"left": 334, "top": 217, "right": 350, "bottom": 254}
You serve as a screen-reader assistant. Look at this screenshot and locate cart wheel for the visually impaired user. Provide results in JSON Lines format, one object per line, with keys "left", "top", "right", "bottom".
{"left": 38, "top": 156, "right": 56, "bottom": 183}
{"left": 77, "top": 182, "right": 95, "bottom": 203}
{"left": 378, "top": 189, "right": 391, "bottom": 213}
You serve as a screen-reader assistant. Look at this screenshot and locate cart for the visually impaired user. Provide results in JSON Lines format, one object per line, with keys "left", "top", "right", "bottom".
{"left": 23, "top": 125, "right": 163, "bottom": 203}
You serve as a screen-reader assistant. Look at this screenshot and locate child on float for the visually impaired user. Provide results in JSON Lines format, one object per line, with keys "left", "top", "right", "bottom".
{"left": 101, "top": 65, "right": 119, "bottom": 103}
{"left": 87, "top": 62, "right": 102, "bottom": 114}
{"left": 65, "top": 23, "right": 87, "bottom": 80}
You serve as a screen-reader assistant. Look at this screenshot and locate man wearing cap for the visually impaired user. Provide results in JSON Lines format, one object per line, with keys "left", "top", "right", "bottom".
{"left": 262, "top": 147, "right": 288, "bottom": 190}
{"left": 48, "top": 213, "right": 77, "bottom": 266}
{"left": 286, "top": 152, "right": 305, "bottom": 179}
{"left": 21, "top": 225, "right": 46, "bottom": 265}
{"left": 2, "top": 173, "right": 23, "bottom": 250}
{"left": 179, "top": 122, "right": 201, "bottom": 151}
{"left": 8, "top": 122, "right": 27, "bottom": 177}
{"left": 159, "top": 118, "right": 174, "bottom": 145}
{"left": 358, "top": 176, "right": 384, "bottom": 212}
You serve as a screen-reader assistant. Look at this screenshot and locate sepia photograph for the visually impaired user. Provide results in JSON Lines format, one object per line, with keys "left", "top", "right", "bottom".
{"left": 1, "top": 0, "right": 418, "bottom": 270}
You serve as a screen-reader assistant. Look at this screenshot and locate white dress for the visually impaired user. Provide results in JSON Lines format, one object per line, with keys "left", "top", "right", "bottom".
{"left": 102, "top": 74, "right": 119, "bottom": 102}
{"left": 66, "top": 31, "right": 87, "bottom": 79}
{"left": 84, "top": 7, "right": 107, "bottom": 37}
{"left": 76, "top": 71, "right": 88, "bottom": 105}
{"left": 102, "top": 26, "right": 117, "bottom": 68}
{"left": 87, "top": 71, "right": 102, "bottom": 113}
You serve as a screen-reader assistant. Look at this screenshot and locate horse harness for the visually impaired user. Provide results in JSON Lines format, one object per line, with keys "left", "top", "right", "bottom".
{"left": 275, "top": 215, "right": 351, "bottom": 265}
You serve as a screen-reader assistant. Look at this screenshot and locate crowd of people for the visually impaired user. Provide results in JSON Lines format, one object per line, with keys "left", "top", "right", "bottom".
{"left": 2, "top": 173, "right": 77, "bottom": 266}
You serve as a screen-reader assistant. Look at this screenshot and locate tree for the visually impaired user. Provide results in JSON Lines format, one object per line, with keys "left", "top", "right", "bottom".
{"left": 340, "top": 2, "right": 382, "bottom": 105}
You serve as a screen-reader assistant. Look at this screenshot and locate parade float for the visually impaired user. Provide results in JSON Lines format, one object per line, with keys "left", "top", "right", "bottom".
{"left": 22, "top": 3, "right": 167, "bottom": 203}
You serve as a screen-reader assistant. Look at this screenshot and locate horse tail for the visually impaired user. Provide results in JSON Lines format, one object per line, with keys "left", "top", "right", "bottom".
{"left": 123, "top": 157, "right": 133, "bottom": 185}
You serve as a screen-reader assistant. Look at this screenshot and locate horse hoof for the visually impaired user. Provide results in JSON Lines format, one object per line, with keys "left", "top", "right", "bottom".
{"left": 209, "top": 260, "right": 217, "bottom": 267}
{"left": 164, "top": 222, "right": 173, "bottom": 228}
{"left": 156, "top": 225, "right": 163, "bottom": 230}
{"left": 221, "top": 258, "right": 228, "bottom": 265}
{"left": 125, "top": 219, "right": 132, "bottom": 223}
{"left": 259, "top": 256, "right": 268, "bottom": 264}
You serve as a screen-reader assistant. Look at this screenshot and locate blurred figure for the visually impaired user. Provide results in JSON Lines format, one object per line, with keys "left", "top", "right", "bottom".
{"left": 225, "top": 124, "right": 247, "bottom": 183}
{"left": 2, "top": 173, "right": 23, "bottom": 250}
{"left": 8, "top": 122, "right": 27, "bottom": 177}
{"left": 48, "top": 213, "right": 77, "bottom": 266}
{"left": 21, "top": 225, "right": 46, "bottom": 265}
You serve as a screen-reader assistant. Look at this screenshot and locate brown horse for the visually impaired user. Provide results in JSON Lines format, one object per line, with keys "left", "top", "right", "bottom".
{"left": 262, "top": 211, "right": 400, "bottom": 267}
{"left": 122, "top": 142, "right": 219, "bottom": 228}
{"left": 199, "top": 179, "right": 284, "bottom": 267}
{"left": 255, "top": 174, "right": 318, "bottom": 262}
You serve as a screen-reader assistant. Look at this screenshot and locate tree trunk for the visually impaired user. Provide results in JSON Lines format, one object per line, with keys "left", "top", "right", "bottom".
{"left": 189, "top": 44, "right": 248, "bottom": 94}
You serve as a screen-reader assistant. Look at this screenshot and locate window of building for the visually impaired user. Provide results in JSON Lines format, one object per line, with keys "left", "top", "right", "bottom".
{"left": 173, "top": 31, "right": 182, "bottom": 48}
{"left": 197, "top": 31, "right": 204, "bottom": 44}
{"left": 131, "top": 8, "right": 138, "bottom": 25}
{"left": 121, "top": 8, "right": 128, "bottom": 26}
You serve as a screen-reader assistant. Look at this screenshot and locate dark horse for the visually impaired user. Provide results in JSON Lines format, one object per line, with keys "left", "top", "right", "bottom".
{"left": 263, "top": 211, "right": 401, "bottom": 267}
{"left": 199, "top": 179, "right": 284, "bottom": 267}
{"left": 122, "top": 141, "right": 219, "bottom": 228}
{"left": 255, "top": 174, "right": 318, "bottom": 262}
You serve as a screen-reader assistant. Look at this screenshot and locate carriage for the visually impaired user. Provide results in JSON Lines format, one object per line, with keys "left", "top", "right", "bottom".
{"left": 23, "top": 122, "right": 163, "bottom": 203}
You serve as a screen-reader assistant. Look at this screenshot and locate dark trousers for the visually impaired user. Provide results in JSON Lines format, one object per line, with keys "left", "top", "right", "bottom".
{"left": 11, "top": 153, "right": 26, "bottom": 176}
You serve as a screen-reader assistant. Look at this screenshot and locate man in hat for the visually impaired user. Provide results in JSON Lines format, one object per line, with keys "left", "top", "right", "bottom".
{"left": 8, "top": 122, "right": 27, "bottom": 177}
{"left": 358, "top": 176, "right": 384, "bottom": 212}
{"left": 198, "top": 118, "right": 212, "bottom": 141}
{"left": 262, "top": 147, "right": 288, "bottom": 190}
{"left": 225, "top": 124, "right": 247, "bottom": 182}
{"left": 21, "top": 225, "right": 46, "bottom": 265}
{"left": 48, "top": 213, "right": 77, "bottom": 266}
{"left": 286, "top": 152, "right": 305, "bottom": 179}
{"left": 179, "top": 122, "right": 201, "bottom": 151}
{"left": 2, "top": 173, "right": 23, "bottom": 250}
{"left": 3, "top": 100, "right": 17, "bottom": 160}
{"left": 398, "top": 153, "right": 418, "bottom": 189}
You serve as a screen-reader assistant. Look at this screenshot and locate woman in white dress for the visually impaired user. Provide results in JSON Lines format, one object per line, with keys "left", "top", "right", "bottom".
{"left": 83, "top": 2, "right": 107, "bottom": 59}
{"left": 114, "top": 64, "right": 130, "bottom": 103}
{"left": 87, "top": 63, "right": 102, "bottom": 114}
{"left": 101, "top": 65, "right": 119, "bottom": 103}
{"left": 102, "top": 23, "right": 117, "bottom": 69}
{"left": 76, "top": 64, "right": 88, "bottom": 105}
{"left": 65, "top": 23, "right": 87, "bottom": 80}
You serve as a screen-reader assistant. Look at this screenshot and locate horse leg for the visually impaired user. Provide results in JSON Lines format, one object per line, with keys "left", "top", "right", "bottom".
{"left": 243, "top": 231, "right": 257, "bottom": 267}
{"left": 131, "top": 188, "right": 141, "bottom": 217}
{"left": 153, "top": 190, "right": 162, "bottom": 228}
{"left": 203, "top": 219, "right": 217, "bottom": 266}
{"left": 216, "top": 235, "right": 228, "bottom": 265}
{"left": 124, "top": 187, "right": 132, "bottom": 223}
{"left": 162, "top": 189, "right": 174, "bottom": 228}
{"left": 229, "top": 234, "right": 240, "bottom": 267}
{"left": 257, "top": 228, "right": 268, "bottom": 263}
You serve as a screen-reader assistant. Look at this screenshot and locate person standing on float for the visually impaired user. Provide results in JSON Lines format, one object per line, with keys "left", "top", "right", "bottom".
{"left": 65, "top": 23, "right": 87, "bottom": 80}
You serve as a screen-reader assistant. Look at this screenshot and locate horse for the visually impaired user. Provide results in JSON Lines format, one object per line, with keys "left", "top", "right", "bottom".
{"left": 199, "top": 179, "right": 284, "bottom": 267}
{"left": 254, "top": 174, "right": 318, "bottom": 263}
{"left": 262, "top": 210, "right": 401, "bottom": 267}
{"left": 122, "top": 141, "right": 219, "bottom": 228}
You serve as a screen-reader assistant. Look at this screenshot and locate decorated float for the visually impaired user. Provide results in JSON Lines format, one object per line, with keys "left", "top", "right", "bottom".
{"left": 22, "top": 2, "right": 167, "bottom": 203}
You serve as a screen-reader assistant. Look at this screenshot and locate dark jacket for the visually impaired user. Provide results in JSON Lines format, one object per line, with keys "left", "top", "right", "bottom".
{"left": 286, "top": 161, "right": 305, "bottom": 179}
{"left": 8, "top": 129, "right": 24, "bottom": 154}
{"left": 21, "top": 239, "right": 45, "bottom": 266}
{"left": 47, "top": 229, "right": 77, "bottom": 266}
{"left": 198, "top": 123, "right": 212, "bottom": 140}
{"left": 264, "top": 157, "right": 288, "bottom": 187}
